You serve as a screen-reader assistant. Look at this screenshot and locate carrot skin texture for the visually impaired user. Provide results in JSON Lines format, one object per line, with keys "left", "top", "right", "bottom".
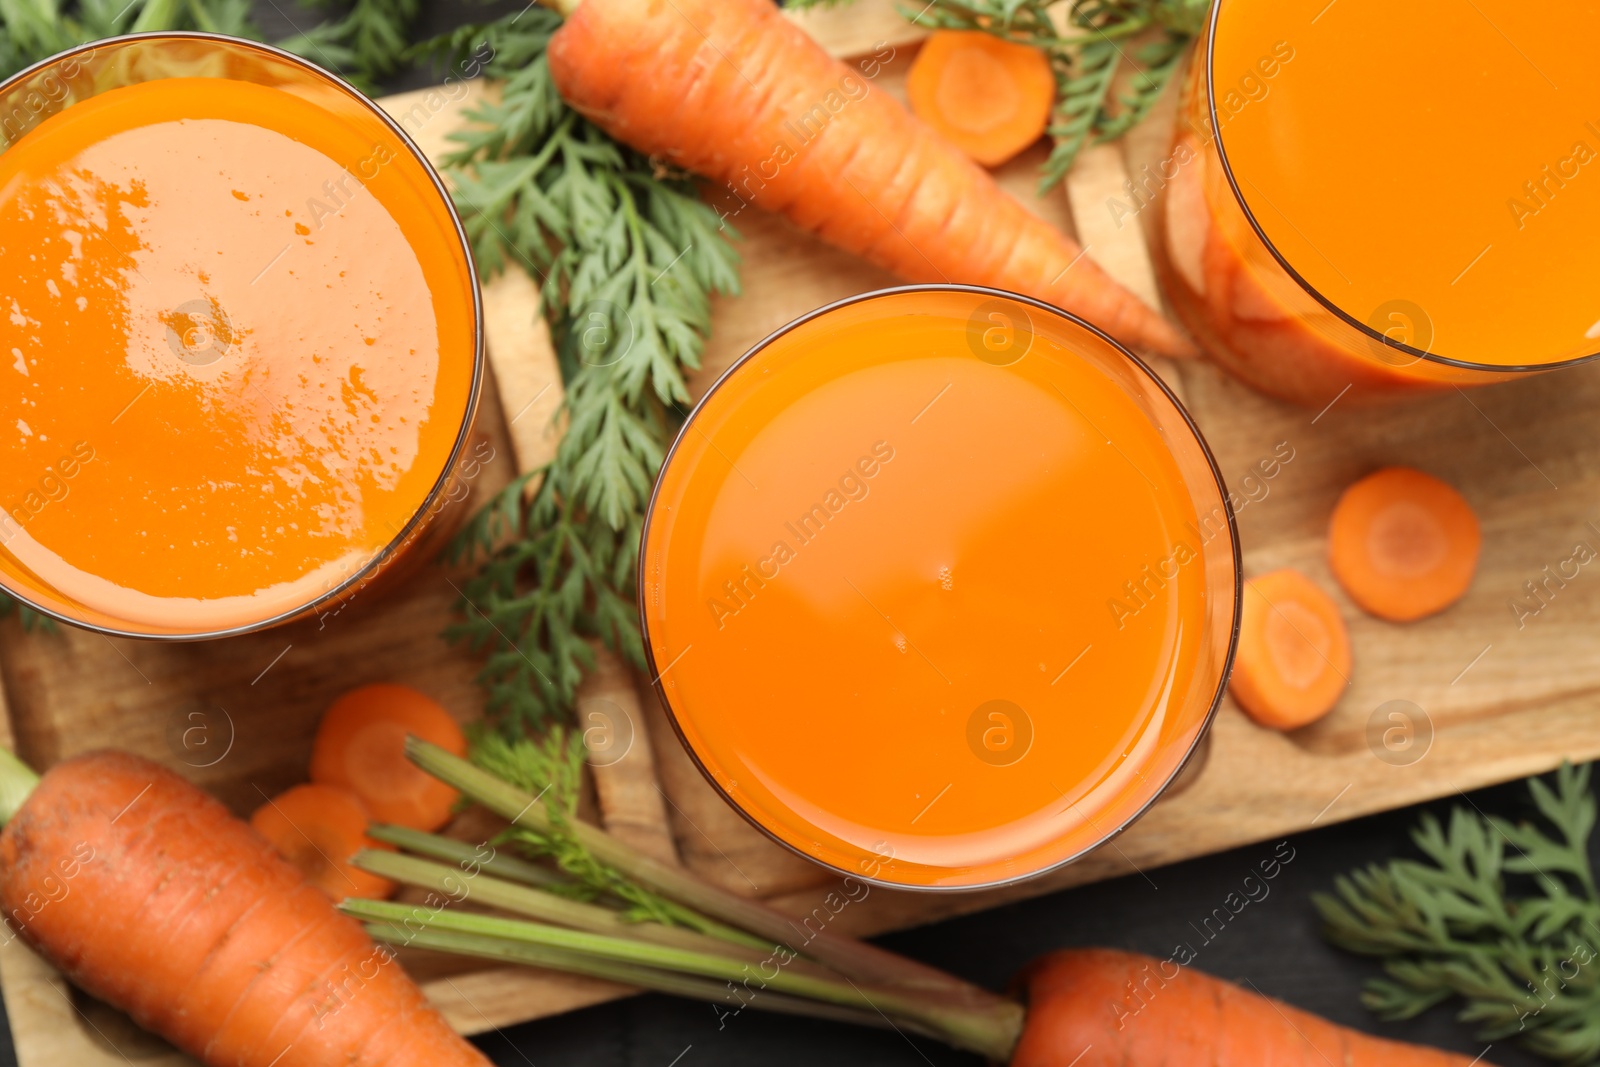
{"left": 1014, "top": 948, "right": 1494, "bottom": 1067}
{"left": 546, "top": 0, "right": 1194, "bottom": 359}
{"left": 0, "top": 751, "right": 489, "bottom": 1067}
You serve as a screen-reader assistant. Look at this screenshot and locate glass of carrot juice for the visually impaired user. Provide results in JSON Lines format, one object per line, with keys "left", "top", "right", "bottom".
{"left": 1155, "top": 0, "right": 1600, "bottom": 408}
{"left": 0, "top": 35, "right": 483, "bottom": 638}
{"left": 640, "top": 287, "right": 1240, "bottom": 890}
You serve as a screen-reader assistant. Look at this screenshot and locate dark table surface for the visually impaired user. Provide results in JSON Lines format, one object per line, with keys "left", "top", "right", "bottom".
{"left": 0, "top": 5, "right": 1567, "bottom": 1066}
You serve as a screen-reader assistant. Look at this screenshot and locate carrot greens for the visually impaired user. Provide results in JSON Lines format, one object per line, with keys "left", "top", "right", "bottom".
{"left": 421, "top": 14, "right": 740, "bottom": 734}
{"left": 392, "top": 731, "right": 1600, "bottom": 1067}
{"left": 1318, "top": 764, "right": 1600, "bottom": 1066}
{"left": 409, "top": 736, "right": 764, "bottom": 945}
{"left": 906, "top": 0, "right": 1207, "bottom": 190}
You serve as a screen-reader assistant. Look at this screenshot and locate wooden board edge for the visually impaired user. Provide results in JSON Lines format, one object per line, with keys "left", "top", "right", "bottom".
{"left": 422, "top": 966, "right": 631, "bottom": 1037}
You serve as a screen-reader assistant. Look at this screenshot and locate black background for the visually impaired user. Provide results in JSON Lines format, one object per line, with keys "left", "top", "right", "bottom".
{"left": 0, "top": 3, "right": 1572, "bottom": 1065}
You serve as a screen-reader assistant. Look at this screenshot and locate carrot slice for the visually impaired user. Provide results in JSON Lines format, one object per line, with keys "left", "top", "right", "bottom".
{"left": 1328, "top": 466, "right": 1481, "bottom": 622}
{"left": 249, "top": 783, "right": 395, "bottom": 902}
{"left": 1018, "top": 948, "right": 1497, "bottom": 1066}
{"left": 1229, "top": 568, "right": 1351, "bottom": 730}
{"left": 906, "top": 31, "right": 1055, "bottom": 168}
{"left": 310, "top": 683, "right": 467, "bottom": 831}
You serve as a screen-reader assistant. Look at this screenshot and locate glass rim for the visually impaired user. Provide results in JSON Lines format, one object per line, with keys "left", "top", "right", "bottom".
{"left": 0, "top": 32, "right": 487, "bottom": 642}
{"left": 636, "top": 283, "right": 1244, "bottom": 893}
{"left": 1204, "top": 1, "right": 1600, "bottom": 376}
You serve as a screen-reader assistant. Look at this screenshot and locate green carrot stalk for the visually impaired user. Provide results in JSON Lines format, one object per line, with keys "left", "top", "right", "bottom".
{"left": 354, "top": 849, "right": 839, "bottom": 977}
{"left": 346, "top": 899, "right": 1021, "bottom": 1059}
{"left": 366, "top": 823, "right": 575, "bottom": 891}
{"left": 406, "top": 738, "right": 1001, "bottom": 1006}
{"left": 363, "top": 921, "right": 941, "bottom": 1038}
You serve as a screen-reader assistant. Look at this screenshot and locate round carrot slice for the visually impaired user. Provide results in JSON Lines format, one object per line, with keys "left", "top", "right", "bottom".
{"left": 1328, "top": 467, "right": 1480, "bottom": 622}
{"left": 907, "top": 31, "right": 1055, "bottom": 167}
{"left": 310, "top": 683, "right": 467, "bottom": 831}
{"left": 249, "top": 783, "right": 394, "bottom": 902}
{"left": 1229, "top": 568, "right": 1351, "bottom": 730}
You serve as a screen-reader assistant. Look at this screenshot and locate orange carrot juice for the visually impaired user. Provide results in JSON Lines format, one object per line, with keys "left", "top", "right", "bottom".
{"left": 1158, "top": 0, "right": 1600, "bottom": 406}
{"left": 0, "top": 46, "right": 478, "bottom": 636}
{"left": 641, "top": 289, "right": 1238, "bottom": 889}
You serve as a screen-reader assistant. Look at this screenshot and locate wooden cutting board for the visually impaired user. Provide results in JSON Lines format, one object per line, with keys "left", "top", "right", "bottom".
{"left": 6, "top": 5, "right": 1600, "bottom": 1062}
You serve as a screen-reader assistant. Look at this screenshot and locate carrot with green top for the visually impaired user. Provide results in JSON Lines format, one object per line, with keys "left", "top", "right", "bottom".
{"left": 543, "top": 0, "right": 1193, "bottom": 359}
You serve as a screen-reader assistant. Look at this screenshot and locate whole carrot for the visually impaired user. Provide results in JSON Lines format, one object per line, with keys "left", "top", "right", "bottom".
{"left": 545, "top": 0, "right": 1194, "bottom": 359}
{"left": 1014, "top": 948, "right": 1491, "bottom": 1066}
{"left": 0, "top": 750, "right": 489, "bottom": 1067}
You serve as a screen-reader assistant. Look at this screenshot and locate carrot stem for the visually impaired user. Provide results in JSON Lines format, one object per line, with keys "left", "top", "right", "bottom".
{"left": 354, "top": 849, "right": 812, "bottom": 971}
{"left": 365, "top": 824, "right": 574, "bottom": 891}
{"left": 406, "top": 738, "right": 999, "bottom": 1004}
{"left": 345, "top": 899, "right": 1020, "bottom": 1059}
{"left": 0, "top": 748, "right": 39, "bottom": 828}
{"left": 363, "top": 922, "right": 939, "bottom": 1038}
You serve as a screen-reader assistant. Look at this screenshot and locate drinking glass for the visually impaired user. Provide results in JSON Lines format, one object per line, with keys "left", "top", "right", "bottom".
{"left": 0, "top": 34, "right": 484, "bottom": 639}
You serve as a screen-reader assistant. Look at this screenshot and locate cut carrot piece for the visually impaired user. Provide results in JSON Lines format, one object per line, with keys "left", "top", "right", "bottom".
{"left": 906, "top": 31, "right": 1056, "bottom": 167}
{"left": 249, "top": 783, "right": 395, "bottom": 902}
{"left": 1229, "top": 568, "right": 1351, "bottom": 730}
{"left": 310, "top": 683, "right": 467, "bottom": 831}
{"left": 549, "top": 0, "right": 1192, "bottom": 357}
{"left": 1328, "top": 466, "right": 1481, "bottom": 622}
